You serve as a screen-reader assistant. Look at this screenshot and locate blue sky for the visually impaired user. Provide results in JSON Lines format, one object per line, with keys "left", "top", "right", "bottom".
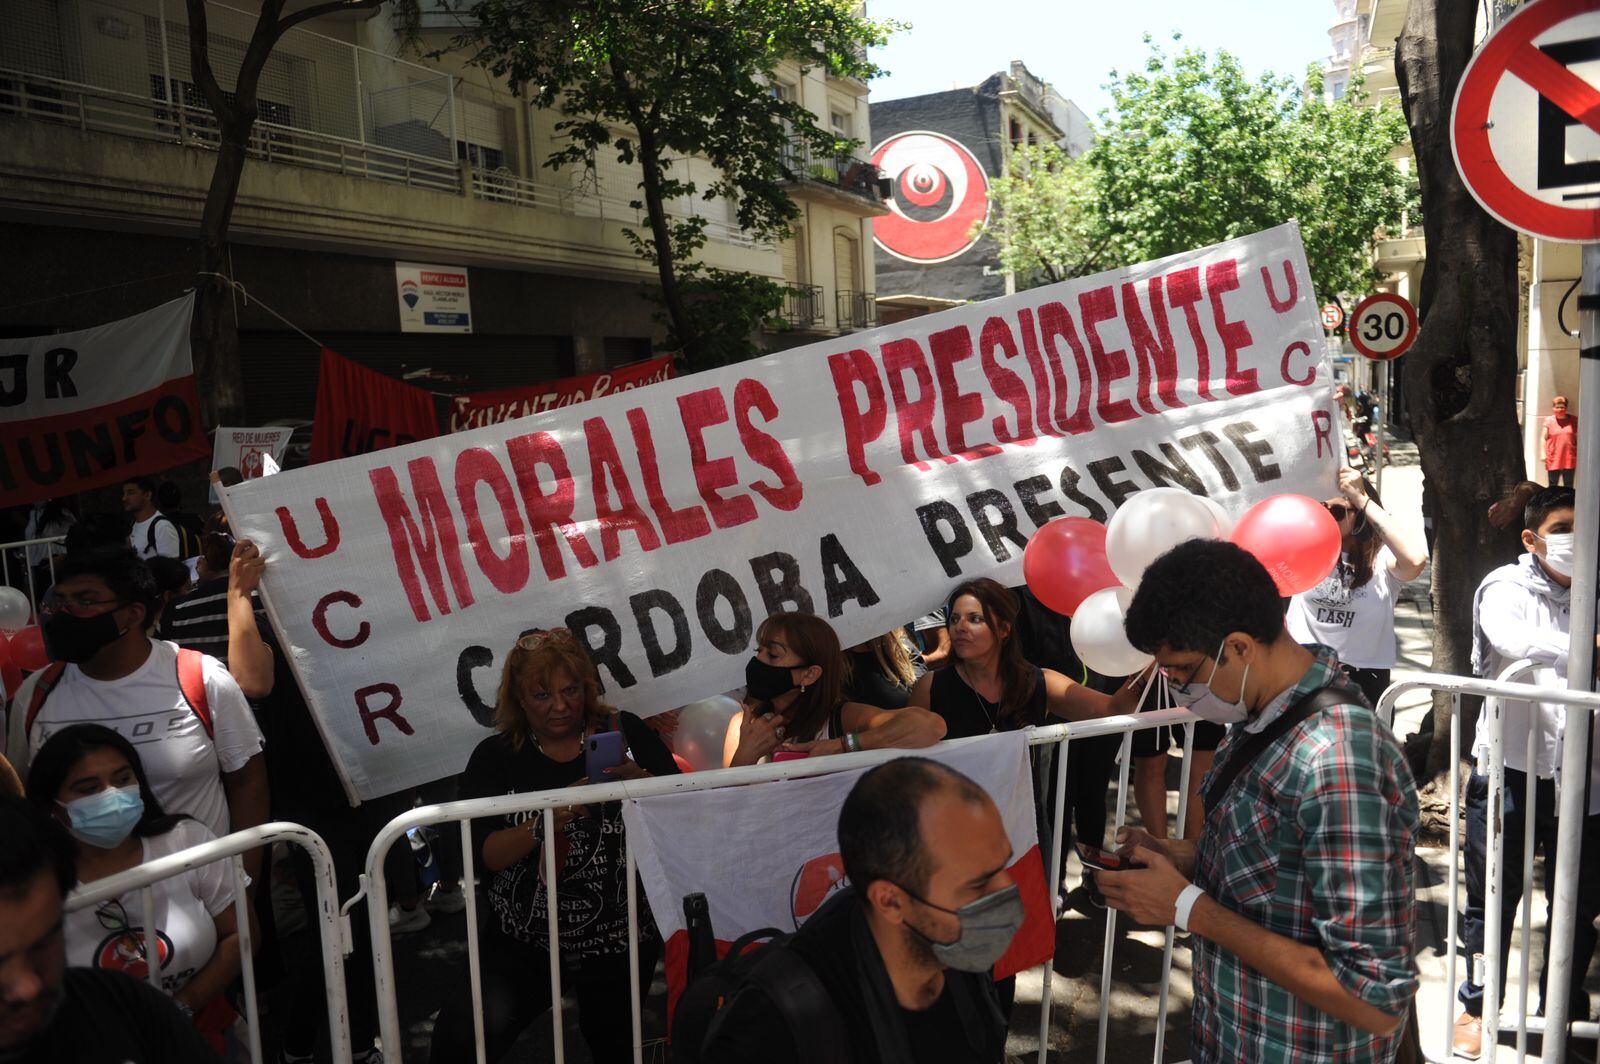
{"left": 867, "top": 0, "right": 1338, "bottom": 121}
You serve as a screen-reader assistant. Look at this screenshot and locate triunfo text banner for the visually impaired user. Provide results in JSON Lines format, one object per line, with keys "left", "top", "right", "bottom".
{"left": 0, "top": 295, "right": 207, "bottom": 508}
{"left": 225, "top": 224, "right": 1340, "bottom": 801}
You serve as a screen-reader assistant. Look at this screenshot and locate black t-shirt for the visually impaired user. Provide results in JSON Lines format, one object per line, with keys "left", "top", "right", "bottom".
{"left": 7, "top": 967, "right": 219, "bottom": 1063}
{"left": 930, "top": 665, "right": 1047, "bottom": 740}
{"left": 903, "top": 983, "right": 989, "bottom": 1064}
{"left": 459, "top": 713, "right": 677, "bottom": 955}
{"left": 843, "top": 649, "right": 913, "bottom": 709}
{"left": 159, "top": 577, "right": 346, "bottom": 812}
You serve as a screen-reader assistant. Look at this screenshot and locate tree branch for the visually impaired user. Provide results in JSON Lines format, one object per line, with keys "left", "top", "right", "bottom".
{"left": 275, "top": 0, "right": 384, "bottom": 37}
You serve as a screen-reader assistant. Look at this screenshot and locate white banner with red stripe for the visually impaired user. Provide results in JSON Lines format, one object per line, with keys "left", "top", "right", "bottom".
{"left": 623, "top": 732, "right": 1055, "bottom": 1016}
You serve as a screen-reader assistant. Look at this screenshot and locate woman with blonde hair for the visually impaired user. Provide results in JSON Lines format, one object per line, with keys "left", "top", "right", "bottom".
{"left": 724, "top": 612, "right": 946, "bottom": 767}
{"left": 843, "top": 630, "right": 920, "bottom": 709}
{"left": 430, "top": 628, "right": 678, "bottom": 1064}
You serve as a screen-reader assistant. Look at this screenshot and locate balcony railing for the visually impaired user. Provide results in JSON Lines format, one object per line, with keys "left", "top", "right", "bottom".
{"left": 836, "top": 289, "right": 878, "bottom": 331}
{"left": 781, "top": 136, "right": 885, "bottom": 204}
{"left": 0, "top": 68, "right": 762, "bottom": 250}
{"left": 780, "top": 283, "right": 825, "bottom": 329}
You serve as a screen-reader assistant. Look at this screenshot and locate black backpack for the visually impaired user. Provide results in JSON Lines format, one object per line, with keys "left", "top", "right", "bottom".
{"left": 147, "top": 513, "right": 202, "bottom": 559}
{"left": 673, "top": 926, "right": 851, "bottom": 1063}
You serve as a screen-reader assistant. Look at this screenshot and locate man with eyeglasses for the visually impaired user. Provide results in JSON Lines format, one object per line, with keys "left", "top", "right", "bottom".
{"left": 3, "top": 549, "right": 266, "bottom": 848}
{"left": 0, "top": 796, "right": 218, "bottom": 1062}
{"left": 1095, "top": 538, "right": 1419, "bottom": 1064}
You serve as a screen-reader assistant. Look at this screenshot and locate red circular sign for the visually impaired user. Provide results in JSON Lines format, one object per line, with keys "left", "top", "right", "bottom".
{"left": 870, "top": 131, "right": 990, "bottom": 263}
{"left": 1348, "top": 292, "right": 1419, "bottom": 361}
{"left": 1452, "top": 0, "right": 1600, "bottom": 242}
{"left": 1320, "top": 303, "right": 1345, "bottom": 330}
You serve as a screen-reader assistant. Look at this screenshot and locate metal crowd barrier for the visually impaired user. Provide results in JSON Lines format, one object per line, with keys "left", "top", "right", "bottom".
{"left": 1375, "top": 666, "right": 1600, "bottom": 1064}
{"left": 0, "top": 534, "right": 66, "bottom": 621}
{"left": 65, "top": 822, "right": 352, "bottom": 1064}
{"left": 357, "top": 693, "right": 1210, "bottom": 1064}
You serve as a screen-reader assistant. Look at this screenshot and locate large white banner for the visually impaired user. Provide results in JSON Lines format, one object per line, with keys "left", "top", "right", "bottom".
{"left": 224, "top": 224, "right": 1340, "bottom": 801}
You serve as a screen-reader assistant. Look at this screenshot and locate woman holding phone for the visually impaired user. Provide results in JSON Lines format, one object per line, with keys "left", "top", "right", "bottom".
{"left": 723, "top": 612, "right": 947, "bottom": 767}
{"left": 429, "top": 628, "right": 678, "bottom": 1064}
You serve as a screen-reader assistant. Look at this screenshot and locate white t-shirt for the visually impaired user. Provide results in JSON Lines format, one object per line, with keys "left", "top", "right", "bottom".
{"left": 130, "top": 512, "right": 181, "bottom": 559}
{"left": 64, "top": 820, "right": 236, "bottom": 996}
{"left": 1285, "top": 547, "right": 1402, "bottom": 668}
{"left": 10, "top": 640, "right": 264, "bottom": 837}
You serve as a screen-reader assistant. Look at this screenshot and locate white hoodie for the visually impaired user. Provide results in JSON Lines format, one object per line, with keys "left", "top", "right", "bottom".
{"left": 1471, "top": 552, "right": 1600, "bottom": 812}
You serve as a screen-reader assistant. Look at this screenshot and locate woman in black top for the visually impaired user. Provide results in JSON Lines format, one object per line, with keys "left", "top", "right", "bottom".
{"left": 842, "top": 630, "right": 921, "bottom": 709}
{"left": 723, "top": 613, "right": 947, "bottom": 767}
{"left": 429, "top": 628, "right": 678, "bottom": 1064}
{"left": 909, "top": 578, "right": 1140, "bottom": 739}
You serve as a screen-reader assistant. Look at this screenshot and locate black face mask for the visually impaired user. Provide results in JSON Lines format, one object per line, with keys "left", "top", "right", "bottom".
{"left": 745, "top": 656, "right": 799, "bottom": 702}
{"left": 42, "top": 610, "right": 128, "bottom": 664}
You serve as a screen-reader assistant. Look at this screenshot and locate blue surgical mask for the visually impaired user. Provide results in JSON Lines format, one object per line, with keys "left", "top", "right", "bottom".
{"left": 58, "top": 785, "right": 144, "bottom": 849}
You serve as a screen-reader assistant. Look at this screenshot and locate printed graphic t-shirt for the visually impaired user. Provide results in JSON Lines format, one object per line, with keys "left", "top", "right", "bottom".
{"left": 15, "top": 640, "right": 265, "bottom": 837}
{"left": 1285, "top": 548, "right": 1402, "bottom": 669}
{"left": 64, "top": 819, "right": 236, "bottom": 996}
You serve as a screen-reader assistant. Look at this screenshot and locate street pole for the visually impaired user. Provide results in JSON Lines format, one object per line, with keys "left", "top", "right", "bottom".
{"left": 1374, "top": 359, "right": 1388, "bottom": 497}
{"left": 1543, "top": 242, "right": 1600, "bottom": 1064}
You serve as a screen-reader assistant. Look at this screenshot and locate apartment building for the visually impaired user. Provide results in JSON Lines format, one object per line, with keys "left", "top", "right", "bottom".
{"left": 0, "top": 0, "right": 886, "bottom": 425}
{"left": 868, "top": 60, "right": 1084, "bottom": 319}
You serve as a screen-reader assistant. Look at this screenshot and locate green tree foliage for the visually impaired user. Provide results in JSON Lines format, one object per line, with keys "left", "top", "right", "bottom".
{"left": 448, "top": 0, "right": 895, "bottom": 368}
{"left": 985, "top": 40, "right": 1409, "bottom": 301}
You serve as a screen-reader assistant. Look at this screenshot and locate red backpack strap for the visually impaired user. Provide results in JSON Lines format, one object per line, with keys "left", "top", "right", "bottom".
{"left": 176, "top": 649, "right": 214, "bottom": 739}
{"left": 23, "top": 662, "right": 71, "bottom": 735}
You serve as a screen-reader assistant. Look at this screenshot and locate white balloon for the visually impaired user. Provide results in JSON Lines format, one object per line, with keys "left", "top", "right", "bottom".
{"left": 1069, "top": 587, "right": 1152, "bottom": 678}
{"left": 1105, "top": 488, "right": 1230, "bottom": 589}
{"left": 672, "top": 695, "right": 742, "bottom": 772}
{"left": 1195, "top": 495, "right": 1235, "bottom": 539}
{"left": 0, "top": 587, "right": 30, "bottom": 631}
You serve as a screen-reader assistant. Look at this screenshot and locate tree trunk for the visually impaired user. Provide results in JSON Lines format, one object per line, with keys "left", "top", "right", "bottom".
{"left": 1395, "top": 0, "right": 1524, "bottom": 798}
{"left": 192, "top": 129, "right": 251, "bottom": 428}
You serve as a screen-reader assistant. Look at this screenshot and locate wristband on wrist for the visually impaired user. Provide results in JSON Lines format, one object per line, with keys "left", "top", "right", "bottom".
{"left": 1174, "top": 883, "right": 1205, "bottom": 931}
{"left": 843, "top": 732, "right": 861, "bottom": 753}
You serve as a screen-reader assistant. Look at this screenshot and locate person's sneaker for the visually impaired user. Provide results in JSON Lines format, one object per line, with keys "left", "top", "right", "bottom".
{"left": 388, "top": 903, "right": 431, "bottom": 935}
{"left": 353, "top": 1049, "right": 385, "bottom": 1064}
{"left": 1452, "top": 1011, "right": 1483, "bottom": 1060}
{"left": 424, "top": 882, "right": 467, "bottom": 915}
{"left": 278, "top": 1050, "right": 314, "bottom": 1064}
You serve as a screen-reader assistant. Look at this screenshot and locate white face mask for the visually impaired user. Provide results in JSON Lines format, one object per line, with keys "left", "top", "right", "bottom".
{"left": 1167, "top": 638, "right": 1251, "bottom": 725}
{"left": 1536, "top": 532, "right": 1575, "bottom": 579}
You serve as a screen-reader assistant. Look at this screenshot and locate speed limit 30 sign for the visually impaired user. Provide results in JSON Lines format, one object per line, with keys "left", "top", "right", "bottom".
{"left": 1349, "top": 293, "right": 1419, "bottom": 361}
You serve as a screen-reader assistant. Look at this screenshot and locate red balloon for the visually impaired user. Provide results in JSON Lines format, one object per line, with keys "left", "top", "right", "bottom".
{"left": 1230, "top": 495, "right": 1342, "bottom": 596}
{"left": 672, "top": 753, "right": 694, "bottom": 775}
{"left": 0, "top": 639, "right": 18, "bottom": 699}
{"left": 1023, "top": 517, "right": 1119, "bottom": 616}
{"left": 9, "top": 625, "right": 49, "bottom": 673}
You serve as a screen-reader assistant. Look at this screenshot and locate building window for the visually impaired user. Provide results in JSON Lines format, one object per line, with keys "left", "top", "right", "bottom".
{"left": 457, "top": 141, "right": 505, "bottom": 171}
{"left": 830, "top": 109, "right": 853, "bottom": 139}
{"left": 773, "top": 81, "right": 797, "bottom": 104}
{"left": 1009, "top": 117, "right": 1023, "bottom": 146}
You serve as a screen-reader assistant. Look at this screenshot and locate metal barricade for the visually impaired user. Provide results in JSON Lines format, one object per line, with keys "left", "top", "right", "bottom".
{"left": 0, "top": 535, "right": 66, "bottom": 621}
{"left": 65, "top": 821, "right": 352, "bottom": 1064}
{"left": 1375, "top": 666, "right": 1600, "bottom": 1063}
{"left": 359, "top": 700, "right": 1211, "bottom": 1064}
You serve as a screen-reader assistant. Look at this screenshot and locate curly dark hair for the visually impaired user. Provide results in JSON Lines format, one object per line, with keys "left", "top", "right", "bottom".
{"left": 1525, "top": 486, "right": 1575, "bottom": 534}
{"left": 53, "top": 547, "right": 159, "bottom": 620}
{"left": 1124, "top": 539, "right": 1285, "bottom": 655}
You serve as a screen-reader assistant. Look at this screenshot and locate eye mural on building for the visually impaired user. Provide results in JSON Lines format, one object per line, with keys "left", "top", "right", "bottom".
{"left": 870, "top": 131, "right": 991, "bottom": 264}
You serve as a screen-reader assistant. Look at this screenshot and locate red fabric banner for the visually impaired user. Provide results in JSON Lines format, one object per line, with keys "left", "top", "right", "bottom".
{"left": 0, "top": 295, "right": 207, "bottom": 507}
{"left": 445, "top": 355, "right": 676, "bottom": 432}
{"left": 309, "top": 348, "right": 439, "bottom": 464}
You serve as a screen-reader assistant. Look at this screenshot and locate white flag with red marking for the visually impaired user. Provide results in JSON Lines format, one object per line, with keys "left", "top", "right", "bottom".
{"left": 623, "top": 732, "right": 1055, "bottom": 1016}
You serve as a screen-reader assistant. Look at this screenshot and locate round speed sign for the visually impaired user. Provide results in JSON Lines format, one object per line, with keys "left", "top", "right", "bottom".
{"left": 1348, "top": 293, "right": 1418, "bottom": 361}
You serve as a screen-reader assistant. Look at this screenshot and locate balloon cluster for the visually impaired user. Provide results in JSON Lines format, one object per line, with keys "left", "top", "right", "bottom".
{"left": 0, "top": 586, "right": 45, "bottom": 697}
{"left": 1023, "top": 488, "right": 1341, "bottom": 676}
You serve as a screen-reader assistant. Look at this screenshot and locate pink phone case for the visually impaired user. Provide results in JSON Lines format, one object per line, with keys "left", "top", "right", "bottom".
{"left": 771, "top": 750, "right": 810, "bottom": 762}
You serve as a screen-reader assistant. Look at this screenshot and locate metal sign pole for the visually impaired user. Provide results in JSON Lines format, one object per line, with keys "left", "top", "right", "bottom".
{"left": 1374, "top": 361, "right": 1388, "bottom": 497}
{"left": 1543, "top": 241, "right": 1600, "bottom": 1064}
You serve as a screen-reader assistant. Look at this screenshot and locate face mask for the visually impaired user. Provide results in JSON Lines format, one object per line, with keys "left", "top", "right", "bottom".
{"left": 42, "top": 610, "right": 127, "bottom": 664}
{"left": 58, "top": 785, "right": 144, "bottom": 849}
{"left": 1537, "top": 532, "right": 1575, "bottom": 579}
{"left": 899, "top": 882, "right": 1025, "bottom": 973}
{"left": 745, "top": 656, "right": 798, "bottom": 702}
{"left": 1168, "top": 639, "right": 1251, "bottom": 725}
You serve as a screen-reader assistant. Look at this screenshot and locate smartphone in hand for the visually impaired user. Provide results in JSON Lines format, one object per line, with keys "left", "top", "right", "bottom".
{"left": 585, "top": 731, "right": 626, "bottom": 779}
{"left": 1077, "top": 843, "right": 1135, "bottom": 872}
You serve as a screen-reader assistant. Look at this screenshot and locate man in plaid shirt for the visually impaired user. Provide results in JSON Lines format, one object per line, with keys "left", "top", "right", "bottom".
{"left": 1099, "top": 539, "right": 1420, "bottom": 1063}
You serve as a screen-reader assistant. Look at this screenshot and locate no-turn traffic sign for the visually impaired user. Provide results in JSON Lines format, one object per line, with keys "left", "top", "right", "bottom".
{"left": 1452, "top": 0, "right": 1600, "bottom": 242}
{"left": 1348, "top": 293, "right": 1419, "bottom": 361}
{"left": 1320, "top": 303, "right": 1345, "bottom": 330}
